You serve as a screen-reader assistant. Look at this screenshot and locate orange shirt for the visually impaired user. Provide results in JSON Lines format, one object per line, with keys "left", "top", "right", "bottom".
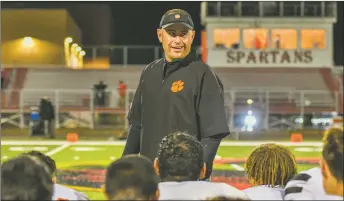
{"left": 118, "top": 83, "right": 127, "bottom": 97}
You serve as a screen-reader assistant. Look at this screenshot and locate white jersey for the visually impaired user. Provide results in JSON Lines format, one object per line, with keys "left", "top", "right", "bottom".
{"left": 284, "top": 167, "right": 325, "bottom": 200}
{"left": 243, "top": 185, "right": 285, "bottom": 200}
{"left": 158, "top": 181, "right": 249, "bottom": 200}
{"left": 52, "top": 184, "right": 89, "bottom": 200}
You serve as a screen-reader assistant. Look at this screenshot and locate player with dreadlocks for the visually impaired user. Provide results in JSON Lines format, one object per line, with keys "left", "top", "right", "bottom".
{"left": 284, "top": 127, "right": 343, "bottom": 200}
{"left": 243, "top": 143, "right": 297, "bottom": 200}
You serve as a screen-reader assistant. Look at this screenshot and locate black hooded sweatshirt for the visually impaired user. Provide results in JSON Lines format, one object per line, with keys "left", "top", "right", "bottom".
{"left": 122, "top": 51, "right": 230, "bottom": 179}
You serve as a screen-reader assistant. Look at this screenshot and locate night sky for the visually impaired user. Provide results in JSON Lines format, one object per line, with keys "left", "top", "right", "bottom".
{"left": 1, "top": 1, "right": 343, "bottom": 65}
{"left": 109, "top": 2, "right": 203, "bottom": 45}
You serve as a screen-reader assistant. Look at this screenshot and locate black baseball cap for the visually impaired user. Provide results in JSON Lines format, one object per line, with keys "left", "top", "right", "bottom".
{"left": 159, "top": 9, "right": 194, "bottom": 30}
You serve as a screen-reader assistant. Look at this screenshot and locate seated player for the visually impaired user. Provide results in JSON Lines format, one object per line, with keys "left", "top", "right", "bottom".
{"left": 154, "top": 132, "right": 249, "bottom": 200}
{"left": 104, "top": 155, "right": 160, "bottom": 200}
{"left": 23, "top": 151, "right": 89, "bottom": 200}
{"left": 285, "top": 128, "right": 343, "bottom": 200}
{"left": 319, "top": 127, "right": 343, "bottom": 199}
{"left": 243, "top": 143, "right": 297, "bottom": 200}
{"left": 1, "top": 155, "right": 54, "bottom": 200}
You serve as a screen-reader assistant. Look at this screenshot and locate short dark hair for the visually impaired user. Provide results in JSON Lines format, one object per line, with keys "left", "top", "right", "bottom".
{"left": 157, "top": 132, "right": 204, "bottom": 181}
{"left": 1, "top": 155, "right": 54, "bottom": 200}
{"left": 23, "top": 150, "right": 56, "bottom": 176}
{"left": 245, "top": 143, "right": 297, "bottom": 187}
{"left": 105, "top": 155, "right": 159, "bottom": 200}
{"left": 322, "top": 127, "right": 343, "bottom": 181}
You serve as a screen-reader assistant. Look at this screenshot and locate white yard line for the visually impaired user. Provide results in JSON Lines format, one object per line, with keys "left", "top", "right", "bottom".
{"left": 45, "top": 143, "right": 71, "bottom": 156}
{"left": 231, "top": 164, "right": 245, "bottom": 171}
{"left": 1, "top": 140, "right": 323, "bottom": 147}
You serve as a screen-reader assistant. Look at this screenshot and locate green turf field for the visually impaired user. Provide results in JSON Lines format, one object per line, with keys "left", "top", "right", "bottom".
{"left": 1, "top": 140, "right": 322, "bottom": 200}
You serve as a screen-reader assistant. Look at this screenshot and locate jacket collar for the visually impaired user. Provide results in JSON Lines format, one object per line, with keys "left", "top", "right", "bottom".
{"left": 163, "top": 51, "right": 199, "bottom": 67}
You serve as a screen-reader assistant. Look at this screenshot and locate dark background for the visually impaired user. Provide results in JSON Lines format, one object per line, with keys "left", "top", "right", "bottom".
{"left": 1, "top": 1, "right": 343, "bottom": 65}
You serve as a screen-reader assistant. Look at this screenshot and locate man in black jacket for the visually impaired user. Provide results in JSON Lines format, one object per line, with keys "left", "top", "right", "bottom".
{"left": 39, "top": 97, "right": 55, "bottom": 138}
{"left": 122, "top": 9, "right": 230, "bottom": 180}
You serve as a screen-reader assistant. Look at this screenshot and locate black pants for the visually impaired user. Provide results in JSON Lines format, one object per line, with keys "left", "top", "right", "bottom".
{"left": 43, "top": 119, "right": 55, "bottom": 138}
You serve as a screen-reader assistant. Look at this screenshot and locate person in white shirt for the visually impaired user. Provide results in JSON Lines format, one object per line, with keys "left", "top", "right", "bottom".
{"left": 284, "top": 167, "right": 327, "bottom": 200}
{"left": 319, "top": 127, "right": 343, "bottom": 200}
{"left": 23, "top": 151, "right": 89, "bottom": 201}
{"left": 243, "top": 143, "right": 298, "bottom": 200}
{"left": 154, "top": 132, "right": 249, "bottom": 200}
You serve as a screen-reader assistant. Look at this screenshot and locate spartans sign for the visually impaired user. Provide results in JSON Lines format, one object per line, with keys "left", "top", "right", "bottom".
{"left": 227, "top": 50, "right": 313, "bottom": 64}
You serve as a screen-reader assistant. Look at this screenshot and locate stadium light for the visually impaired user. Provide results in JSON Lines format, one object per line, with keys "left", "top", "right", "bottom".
{"left": 22, "top": 37, "right": 34, "bottom": 48}
{"left": 78, "top": 50, "right": 85, "bottom": 68}
{"left": 247, "top": 99, "right": 253, "bottom": 105}
{"left": 70, "top": 43, "right": 79, "bottom": 68}
{"left": 64, "top": 38, "right": 73, "bottom": 67}
{"left": 76, "top": 47, "right": 81, "bottom": 52}
{"left": 65, "top": 37, "right": 73, "bottom": 44}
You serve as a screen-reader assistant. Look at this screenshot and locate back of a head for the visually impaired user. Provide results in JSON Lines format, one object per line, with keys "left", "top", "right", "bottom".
{"left": 245, "top": 143, "right": 297, "bottom": 187}
{"left": 105, "top": 155, "right": 159, "bottom": 200}
{"left": 1, "top": 155, "right": 54, "bottom": 200}
{"left": 321, "top": 127, "right": 343, "bottom": 195}
{"left": 23, "top": 150, "right": 57, "bottom": 177}
{"left": 157, "top": 132, "right": 204, "bottom": 181}
{"left": 322, "top": 127, "right": 343, "bottom": 181}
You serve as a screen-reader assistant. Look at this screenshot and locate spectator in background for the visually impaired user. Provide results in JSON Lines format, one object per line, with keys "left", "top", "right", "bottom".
{"left": 243, "top": 143, "right": 297, "bottom": 200}
{"left": 104, "top": 155, "right": 160, "bottom": 200}
{"left": 118, "top": 80, "right": 127, "bottom": 108}
{"left": 39, "top": 97, "right": 55, "bottom": 138}
{"left": 232, "top": 41, "right": 240, "bottom": 49}
{"left": 275, "top": 34, "right": 281, "bottom": 49}
{"left": 254, "top": 34, "right": 261, "bottom": 49}
{"left": 1, "top": 155, "right": 54, "bottom": 200}
{"left": 154, "top": 132, "right": 248, "bottom": 200}
{"left": 1, "top": 74, "right": 4, "bottom": 90}
{"left": 94, "top": 80, "right": 107, "bottom": 107}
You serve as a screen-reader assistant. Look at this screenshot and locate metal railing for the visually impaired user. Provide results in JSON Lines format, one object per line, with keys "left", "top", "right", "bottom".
{"left": 203, "top": 1, "right": 337, "bottom": 18}
{"left": 81, "top": 46, "right": 202, "bottom": 66}
{"left": 1, "top": 88, "right": 342, "bottom": 130}
{"left": 1, "top": 46, "right": 201, "bottom": 67}
{"left": 3, "top": 46, "right": 339, "bottom": 67}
